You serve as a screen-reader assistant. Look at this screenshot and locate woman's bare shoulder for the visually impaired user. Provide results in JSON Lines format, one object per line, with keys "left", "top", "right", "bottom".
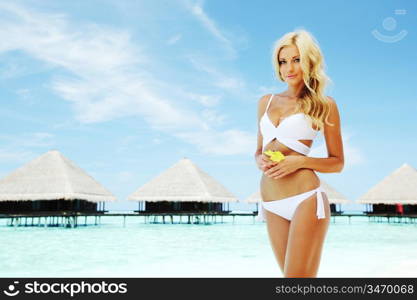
{"left": 258, "top": 93, "right": 273, "bottom": 102}
{"left": 326, "top": 96, "right": 340, "bottom": 111}
{"left": 326, "top": 95, "right": 336, "bottom": 104}
{"left": 325, "top": 96, "right": 341, "bottom": 124}
{"left": 257, "top": 94, "right": 273, "bottom": 118}
{"left": 257, "top": 93, "right": 273, "bottom": 108}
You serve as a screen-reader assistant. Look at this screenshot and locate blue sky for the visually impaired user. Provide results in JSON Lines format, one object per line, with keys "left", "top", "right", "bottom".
{"left": 0, "top": 0, "right": 416, "bottom": 212}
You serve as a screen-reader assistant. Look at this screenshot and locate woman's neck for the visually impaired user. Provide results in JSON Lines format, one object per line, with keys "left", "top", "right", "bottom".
{"left": 285, "top": 83, "right": 304, "bottom": 99}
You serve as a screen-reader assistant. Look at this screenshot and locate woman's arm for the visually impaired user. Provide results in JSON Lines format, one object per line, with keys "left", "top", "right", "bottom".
{"left": 254, "top": 95, "right": 268, "bottom": 158}
{"left": 301, "top": 96, "right": 344, "bottom": 173}
{"left": 254, "top": 94, "right": 276, "bottom": 171}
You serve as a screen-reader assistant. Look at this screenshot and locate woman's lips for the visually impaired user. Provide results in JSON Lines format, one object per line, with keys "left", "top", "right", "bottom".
{"left": 287, "top": 75, "right": 296, "bottom": 78}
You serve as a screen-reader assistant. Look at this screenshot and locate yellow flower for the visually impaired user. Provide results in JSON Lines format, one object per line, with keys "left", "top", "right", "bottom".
{"left": 264, "top": 150, "right": 285, "bottom": 162}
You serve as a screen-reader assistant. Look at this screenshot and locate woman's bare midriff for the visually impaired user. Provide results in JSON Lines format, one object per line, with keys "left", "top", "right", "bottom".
{"left": 260, "top": 138, "right": 320, "bottom": 202}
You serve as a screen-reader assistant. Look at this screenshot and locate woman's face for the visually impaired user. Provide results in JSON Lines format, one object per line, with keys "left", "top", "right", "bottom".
{"left": 278, "top": 45, "right": 303, "bottom": 85}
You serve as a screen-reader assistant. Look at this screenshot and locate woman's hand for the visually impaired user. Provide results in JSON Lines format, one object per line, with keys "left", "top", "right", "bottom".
{"left": 255, "top": 153, "right": 278, "bottom": 172}
{"left": 264, "top": 155, "right": 305, "bottom": 179}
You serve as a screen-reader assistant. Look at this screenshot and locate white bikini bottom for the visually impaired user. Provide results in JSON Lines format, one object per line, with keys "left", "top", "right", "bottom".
{"left": 256, "top": 184, "right": 326, "bottom": 221}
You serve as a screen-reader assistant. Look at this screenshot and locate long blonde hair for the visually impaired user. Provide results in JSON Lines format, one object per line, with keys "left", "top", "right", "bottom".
{"left": 272, "top": 29, "right": 333, "bottom": 130}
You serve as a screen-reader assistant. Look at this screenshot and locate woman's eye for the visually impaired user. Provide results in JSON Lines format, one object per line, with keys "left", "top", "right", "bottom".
{"left": 279, "top": 59, "right": 299, "bottom": 65}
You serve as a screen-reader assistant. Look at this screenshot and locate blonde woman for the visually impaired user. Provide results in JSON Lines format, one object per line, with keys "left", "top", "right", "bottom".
{"left": 254, "top": 29, "right": 344, "bottom": 277}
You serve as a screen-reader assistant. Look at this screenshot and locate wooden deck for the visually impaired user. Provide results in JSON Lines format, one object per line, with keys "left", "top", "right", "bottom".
{"left": 0, "top": 211, "right": 416, "bottom": 227}
{"left": 0, "top": 211, "right": 250, "bottom": 227}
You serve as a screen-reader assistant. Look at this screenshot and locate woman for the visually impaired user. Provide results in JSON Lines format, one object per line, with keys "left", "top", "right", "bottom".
{"left": 254, "top": 29, "right": 344, "bottom": 278}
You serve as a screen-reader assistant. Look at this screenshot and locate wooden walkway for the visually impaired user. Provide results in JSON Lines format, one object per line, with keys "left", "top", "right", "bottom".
{"left": 0, "top": 211, "right": 250, "bottom": 227}
{"left": 0, "top": 212, "right": 105, "bottom": 228}
{"left": 0, "top": 211, "right": 416, "bottom": 227}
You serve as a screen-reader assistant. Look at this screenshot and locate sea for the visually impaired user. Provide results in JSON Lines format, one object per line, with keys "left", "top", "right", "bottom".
{"left": 1, "top": 212, "right": 416, "bottom": 278}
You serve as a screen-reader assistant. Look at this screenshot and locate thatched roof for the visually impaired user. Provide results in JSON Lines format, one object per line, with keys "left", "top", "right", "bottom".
{"left": 357, "top": 163, "right": 417, "bottom": 204}
{"left": 128, "top": 158, "right": 237, "bottom": 203}
{"left": 244, "top": 179, "right": 350, "bottom": 204}
{"left": 0, "top": 150, "right": 116, "bottom": 202}
{"left": 319, "top": 180, "right": 350, "bottom": 204}
{"left": 244, "top": 191, "right": 262, "bottom": 204}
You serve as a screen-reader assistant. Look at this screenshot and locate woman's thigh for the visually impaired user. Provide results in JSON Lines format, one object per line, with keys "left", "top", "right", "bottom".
{"left": 284, "top": 192, "right": 331, "bottom": 277}
{"left": 265, "top": 209, "right": 291, "bottom": 273}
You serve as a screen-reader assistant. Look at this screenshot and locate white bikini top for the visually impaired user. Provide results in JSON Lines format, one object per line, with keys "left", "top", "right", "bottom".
{"left": 260, "top": 94, "right": 319, "bottom": 155}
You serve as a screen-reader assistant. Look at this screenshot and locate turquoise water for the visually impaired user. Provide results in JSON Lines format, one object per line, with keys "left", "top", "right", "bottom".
{"left": 1, "top": 215, "right": 416, "bottom": 277}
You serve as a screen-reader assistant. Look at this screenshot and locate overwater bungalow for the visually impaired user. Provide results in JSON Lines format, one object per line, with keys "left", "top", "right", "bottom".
{"left": 357, "top": 163, "right": 417, "bottom": 215}
{"left": 245, "top": 179, "right": 350, "bottom": 215}
{"left": 0, "top": 150, "right": 116, "bottom": 214}
{"left": 128, "top": 158, "right": 238, "bottom": 213}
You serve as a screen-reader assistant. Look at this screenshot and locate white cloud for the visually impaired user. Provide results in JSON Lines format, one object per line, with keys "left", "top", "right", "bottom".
{"left": 175, "top": 129, "right": 255, "bottom": 155}
{"left": 0, "top": 132, "right": 54, "bottom": 149}
{"left": 186, "top": 92, "right": 221, "bottom": 107}
{"left": 200, "top": 109, "right": 227, "bottom": 126}
{"left": 30, "top": 132, "right": 54, "bottom": 146}
{"left": 258, "top": 85, "right": 278, "bottom": 96}
{"left": 0, "top": 2, "right": 254, "bottom": 156}
{"left": 0, "top": 3, "right": 203, "bottom": 128}
{"left": 342, "top": 133, "right": 365, "bottom": 166}
{"left": 182, "top": 0, "right": 236, "bottom": 58}
{"left": 0, "top": 132, "right": 54, "bottom": 164}
{"left": 115, "top": 135, "right": 143, "bottom": 154}
{"left": 188, "top": 56, "right": 246, "bottom": 93}
{"left": 167, "top": 33, "right": 182, "bottom": 45}
{"left": 15, "top": 88, "right": 37, "bottom": 106}
{"left": 152, "top": 138, "right": 163, "bottom": 145}
{"left": 16, "top": 88, "right": 30, "bottom": 99}
{"left": 0, "top": 108, "right": 44, "bottom": 124}
{"left": 0, "top": 62, "right": 25, "bottom": 79}
{"left": 0, "top": 149, "right": 34, "bottom": 164}
{"left": 308, "top": 129, "right": 364, "bottom": 169}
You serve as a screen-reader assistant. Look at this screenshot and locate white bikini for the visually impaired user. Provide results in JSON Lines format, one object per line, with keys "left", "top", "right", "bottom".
{"left": 256, "top": 94, "right": 326, "bottom": 222}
